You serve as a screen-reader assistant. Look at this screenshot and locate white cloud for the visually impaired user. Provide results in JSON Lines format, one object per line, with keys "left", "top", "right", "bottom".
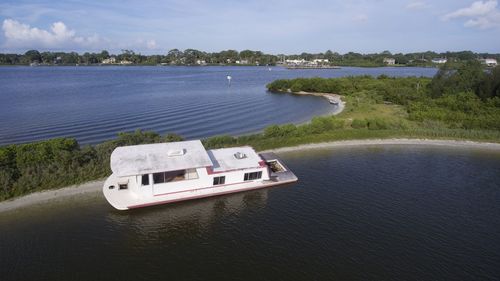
{"left": 406, "top": 1, "right": 429, "bottom": 10}
{"left": 2, "top": 19, "right": 102, "bottom": 49}
{"left": 442, "top": 0, "right": 500, "bottom": 29}
{"left": 1, "top": 19, "right": 161, "bottom": 52}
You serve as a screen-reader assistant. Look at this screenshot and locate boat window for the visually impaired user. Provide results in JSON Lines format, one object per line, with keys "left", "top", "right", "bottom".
{"left": 119, "top": 183, "right": 128, "bottom": 190}
{"left": 185, "top": 168, "right": 199, "bottom": 180}
{"left": 153, "top": 170, "right": 193, "bottom": 184}
{"left": 213, "top": 176, "right": 226, "bottom": 186}
{"left": 141, "top": 174, "right": 149, "bottom": 186}
{"left": 153, "top": 172, "right": 165, "bottom": 184}
{"left": 244, "top": 171, "right": 262, "bottom": 181}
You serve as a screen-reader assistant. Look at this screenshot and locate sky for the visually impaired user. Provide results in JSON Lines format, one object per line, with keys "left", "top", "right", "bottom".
{"left": 0, "top": 0, "right": 499, "bottom": 55}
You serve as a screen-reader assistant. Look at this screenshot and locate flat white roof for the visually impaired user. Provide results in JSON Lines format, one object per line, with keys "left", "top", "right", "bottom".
{"left": 111, "top": 140, "right": 213, "bottom": 177}
{"left": 208, "top": 146, "right": 263, "bottom": 172}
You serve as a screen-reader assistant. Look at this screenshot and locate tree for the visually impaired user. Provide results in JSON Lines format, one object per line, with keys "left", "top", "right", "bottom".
{"left": 23, "top": 50, "right": 41, "bottom": 64}
{"left": 100, "top": 50, "right": 110, "bottom": 59}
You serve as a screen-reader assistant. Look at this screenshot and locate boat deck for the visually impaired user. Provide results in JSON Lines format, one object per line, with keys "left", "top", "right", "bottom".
{"left": 259, "top": 152, "right": 298, "bottom": 182}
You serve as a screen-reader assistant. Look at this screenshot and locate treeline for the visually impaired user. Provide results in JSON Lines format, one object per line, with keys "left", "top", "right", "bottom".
{"left": 299, "top": 50, "right": 500, "bottom": 67}
{"left": 1, "top": 49, "right": 498, "bottom": 66}
{"left": 0, "top": 49, "right": 278, "bottom": 66}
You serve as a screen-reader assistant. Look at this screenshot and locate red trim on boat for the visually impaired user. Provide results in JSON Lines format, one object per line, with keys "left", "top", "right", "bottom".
{"left": 153, "top": 180, "right": 253, "bottom": 197}
{"left": 127, "top": 180, "right": 295, "bottom": 209}
{"left": 206, "top": 166, "right": 265, "bottom": 175}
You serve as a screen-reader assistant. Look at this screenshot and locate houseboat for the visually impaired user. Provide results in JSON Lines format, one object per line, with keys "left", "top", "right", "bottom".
{"left": 102, "top": 140, "right": 298, "bottom": 210}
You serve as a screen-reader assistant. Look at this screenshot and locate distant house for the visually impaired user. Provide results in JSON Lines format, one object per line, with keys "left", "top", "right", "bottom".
{"left": 313, "top": 59, "right": 329, "bottom": 64}
{"left": 432, "top": 58, "right": 447, "bottom": 64}
{"left": 120, "top": 60, "right": 133, "bottom": 65}
{"left": 195, "top": 59, "right": 206, "bottom": 65}
{"left": 481, "top": 58, "right": 497, "bottom": 67}
{"left": 240, "top": 59, "right": 249, "bottom": 64}
{"left": 383, "top": 58, "right": 396, "bottom": 65}
{"left": 102, "top": 57, "right": 116, "bottom": 64}
{"left": 285, "top": 59, "right": 306, "bottom": 65}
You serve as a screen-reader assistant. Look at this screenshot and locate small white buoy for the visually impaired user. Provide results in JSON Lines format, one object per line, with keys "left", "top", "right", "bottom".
{"left": 227, "top": 75, "right": 232, "bottom": 86}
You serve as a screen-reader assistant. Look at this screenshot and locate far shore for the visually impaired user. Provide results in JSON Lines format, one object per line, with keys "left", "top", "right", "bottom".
{"left": 1, "top": 138, "right": 499, "bottom": 213}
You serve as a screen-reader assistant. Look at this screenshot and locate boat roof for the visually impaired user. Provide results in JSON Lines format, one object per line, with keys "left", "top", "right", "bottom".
{"left": 111, "top": 140, "right": 213, "bottom": 177}
{"left": 207, "top": 146, "right": 263, "bottom": 172}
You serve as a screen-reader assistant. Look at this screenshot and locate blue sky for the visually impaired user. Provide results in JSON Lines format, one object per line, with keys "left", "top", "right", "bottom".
{"left": 1, "top": 0, "right": 499, "bottom": 54}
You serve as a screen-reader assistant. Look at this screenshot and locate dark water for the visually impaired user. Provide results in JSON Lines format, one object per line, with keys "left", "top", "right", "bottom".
{"left": 1, "top": 145, "right": 499, "bottom": 281}
{"left": 0, "top": 66, "right": 436, "bottom": 145}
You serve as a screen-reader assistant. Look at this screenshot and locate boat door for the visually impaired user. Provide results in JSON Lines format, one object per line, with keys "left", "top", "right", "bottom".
{"left": 140, "top": 174, "right": 154, "bottom": 196}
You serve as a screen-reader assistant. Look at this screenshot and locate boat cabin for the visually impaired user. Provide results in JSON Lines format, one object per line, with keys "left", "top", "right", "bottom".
{"left": 103, "top": 140, "right": 296, "bottom": 210}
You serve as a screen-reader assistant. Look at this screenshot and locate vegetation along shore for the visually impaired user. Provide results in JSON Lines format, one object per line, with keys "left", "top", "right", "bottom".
{"left": 0, "top": 61, "right": 499, "bottom": 203}
{"left": 1, "top": 49, "right": 498, "bottom": 67}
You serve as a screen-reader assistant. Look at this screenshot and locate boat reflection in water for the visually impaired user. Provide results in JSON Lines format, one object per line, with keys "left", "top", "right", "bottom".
{"left": 104, "top": 188, "right": 270, "bottom": 235}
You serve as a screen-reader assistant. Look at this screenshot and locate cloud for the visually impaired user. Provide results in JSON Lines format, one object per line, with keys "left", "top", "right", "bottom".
{"left": 1, "top": 19, "right": 161, "bottom": 52}
{"left": 442, "top": 0, "right": 500, "bottom": 29}
{"left": 406, "top": 1, "right": 429, "bottom": 10}
{"left": 2, "top": 19, "right": 102, "bottom": 49}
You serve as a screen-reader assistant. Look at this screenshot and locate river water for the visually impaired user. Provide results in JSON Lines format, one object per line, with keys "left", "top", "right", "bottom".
{"left": 0, "top": 66, "right": 436, "bottom": 146}
{"left": 1, "top": 145, "right": 499, "bottom": 280}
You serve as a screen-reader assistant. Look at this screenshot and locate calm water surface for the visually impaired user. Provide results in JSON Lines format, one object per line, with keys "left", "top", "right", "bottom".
{"left": 1, "top": 145, "right": 499, "bottom": 280}
{"left": 0, "top": 66, "right": 437, "bottom": 145}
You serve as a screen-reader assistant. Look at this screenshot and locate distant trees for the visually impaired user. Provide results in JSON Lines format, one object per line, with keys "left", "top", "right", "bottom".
{"left": 429, "top": 61, "right": 499, "bottom": 100}
{"left": 22, "top": 50, "right": 41, "bottom": 63}
{"left": 1, "top": 49, "right": 498, "bottom": 66}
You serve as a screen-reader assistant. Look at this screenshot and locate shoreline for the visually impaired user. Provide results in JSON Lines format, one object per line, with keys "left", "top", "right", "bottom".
{"left": 263, "top": 138, "right": 500, "bottom": 154}
{"left": 0, "top": 179, "right": 104, "bottom": 213}
{"left": 1, "top": 138, "right": 499, "bottom": 213}
{"left": 293, "top": 91, "right": 346, "bottom": 117}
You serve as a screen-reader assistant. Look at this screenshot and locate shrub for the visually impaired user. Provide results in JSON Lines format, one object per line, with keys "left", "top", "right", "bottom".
{"left": 203, "top": 135, "right": 236, "bottom": 149}
{"left": 351, "top": 119, "right": 367, "bottom": 129}
{"left": 367, "top": 118, "right": 389, "bottom": 130}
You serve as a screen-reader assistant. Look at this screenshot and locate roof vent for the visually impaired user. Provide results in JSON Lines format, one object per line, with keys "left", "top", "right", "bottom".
{"left": 234, "top": 152, "right": 247, "bottom": 159}
{"left": 168, "top": 149, "right": 185, "bottom": 157}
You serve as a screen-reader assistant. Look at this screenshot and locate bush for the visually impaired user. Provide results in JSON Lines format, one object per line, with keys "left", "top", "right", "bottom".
{"left": 367, "top": 118, "right": 389, "bottom": 130}
{"left": 203, "top": 135, "right": 236, "bottom": 149}
{"left": 0, "top": 130, "right": 186, "bottom": 201}
{"left": 351, "top": 119, "right": 367, "bottom": 129}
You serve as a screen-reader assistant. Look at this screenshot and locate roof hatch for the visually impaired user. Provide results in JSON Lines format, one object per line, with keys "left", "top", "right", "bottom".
{"left": 168, "top": 149, "right": 186, "bottom": 157}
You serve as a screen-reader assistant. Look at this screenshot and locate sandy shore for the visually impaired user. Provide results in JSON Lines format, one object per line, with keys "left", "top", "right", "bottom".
{"left": 265, "top": 138, "right": 500, "bottom": 154}
{"left": 294, "top": 91, "right": 345, "bottom": 115}
{"left": 1, "top": 138, "right": 499, "bottom": 212}
{"left": 0, "top": 179, "right": 104, "bottom": 213}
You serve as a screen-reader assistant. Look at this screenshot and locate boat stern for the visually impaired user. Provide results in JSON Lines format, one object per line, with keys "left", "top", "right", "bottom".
{"left": 102, "top": 173, "right": 135, "bottom": 210}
